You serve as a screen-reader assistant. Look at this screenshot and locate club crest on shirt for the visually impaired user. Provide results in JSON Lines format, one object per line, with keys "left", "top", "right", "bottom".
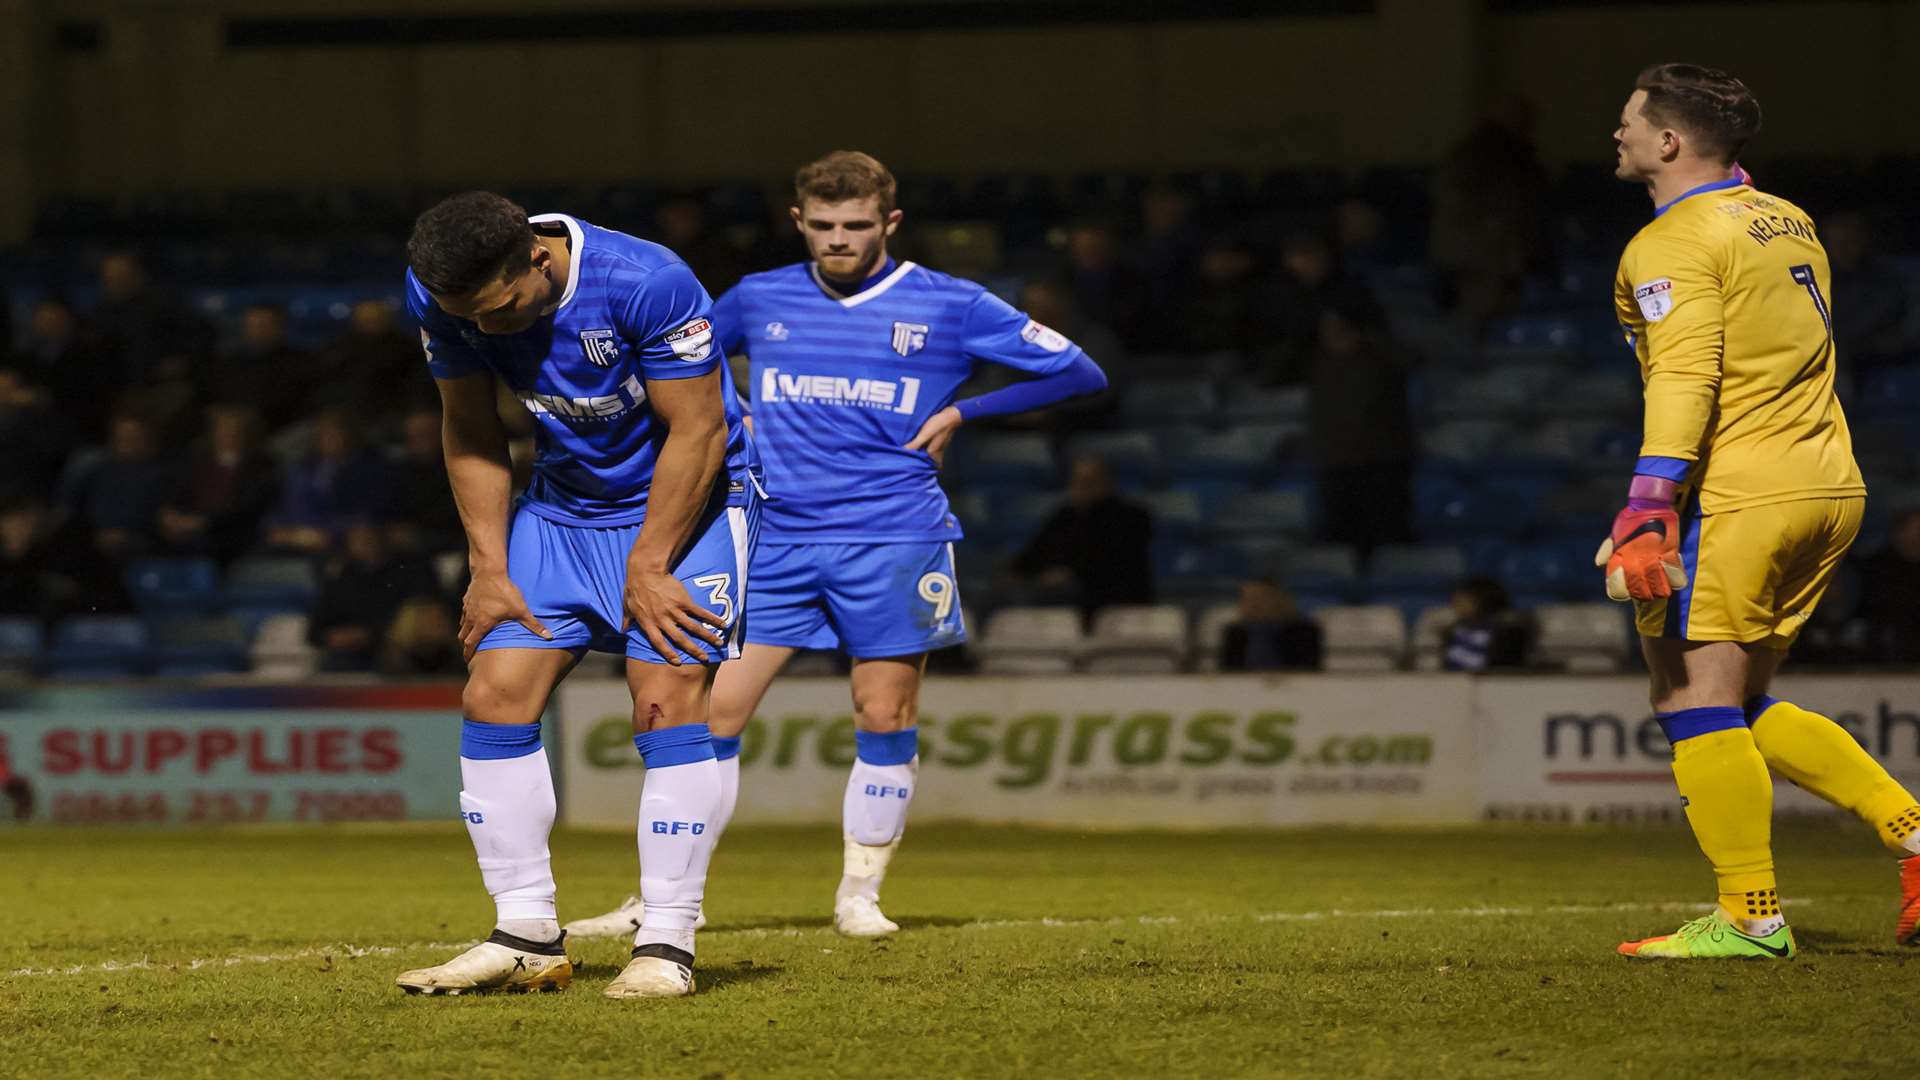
{"left": 579, "top": 328, "right": 621, "bottom": 366}
{"left": 891, "top": 322, "right": 929, "bottom": 357}
{"left": 765, "top": 321, "right": 790, "bottom": 341}
{"left": 1634, "top": 278, "right": 1674, "bottom": 322}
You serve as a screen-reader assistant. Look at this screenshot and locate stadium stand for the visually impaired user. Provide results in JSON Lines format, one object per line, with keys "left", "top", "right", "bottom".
{"left": 6, "top": 164, "right": 1919, "bottom": 678}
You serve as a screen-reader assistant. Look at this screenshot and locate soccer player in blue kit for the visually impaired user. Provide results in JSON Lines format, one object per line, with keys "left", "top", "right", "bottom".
{"left": 391, "top": 193, "right": 759, "bottom": 999}
{"left": 568, "top": 152, "right": 1107, "bottom": 939}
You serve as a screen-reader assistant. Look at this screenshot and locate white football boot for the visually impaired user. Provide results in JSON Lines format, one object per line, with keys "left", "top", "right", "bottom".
{"left": 564, "top": 895, "right": 705, "bottom": 936}
{"left": 603, "top": 944, "right": 696, "bottom": 999}
{"left": 394, "top": 929, "right": 572, "bottom": 995}
{"left": 834, "top": 894, "right": 900, "bottom": 937}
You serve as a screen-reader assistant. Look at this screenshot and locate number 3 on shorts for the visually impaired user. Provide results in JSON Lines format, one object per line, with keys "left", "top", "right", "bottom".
{"left": 917, "top": 571, "right": 955, "bottom": 620}
{"left": 692, "top": 573, "right": 734, "bottom": 626}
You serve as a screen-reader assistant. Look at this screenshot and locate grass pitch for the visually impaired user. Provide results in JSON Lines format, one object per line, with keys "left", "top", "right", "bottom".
{"left": 4, "top": 822, "right": 1917, "bottom": 1078}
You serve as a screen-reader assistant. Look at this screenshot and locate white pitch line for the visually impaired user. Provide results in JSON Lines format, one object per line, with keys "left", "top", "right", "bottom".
{"left": 9, "top": 897, "right": 1804, "bottom": 979}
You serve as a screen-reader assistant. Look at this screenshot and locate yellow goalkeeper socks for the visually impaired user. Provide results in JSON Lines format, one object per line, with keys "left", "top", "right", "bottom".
{"left": 1747, "top": 696, "right": 1920, "bottom": 857}
{"left": 1662, "top": 709, "right": 1778, "bottom": 918}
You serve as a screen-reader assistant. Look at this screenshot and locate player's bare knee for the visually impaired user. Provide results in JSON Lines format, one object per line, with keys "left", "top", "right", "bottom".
{"left": 628, "top": 661, "right": 711, "bottom": 732}
{"left": 462, "top": 675, "right": 539, "bottom": 726}
{"left": 707, "top": 696, "right": 754, "bottom": 739}
{"left": 853, "top": 693, "right": 916, "bottom": 733}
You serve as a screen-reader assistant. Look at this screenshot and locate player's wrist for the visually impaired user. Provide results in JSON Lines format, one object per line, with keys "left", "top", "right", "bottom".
{"left": 1625, "top": 473, "right": 1678, "bottom": 511}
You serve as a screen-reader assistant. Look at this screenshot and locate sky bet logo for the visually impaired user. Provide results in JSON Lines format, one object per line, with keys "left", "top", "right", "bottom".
{"left": 864, "top": 784, "right": 909, "bottom": 799}
{"left": 760, "top": 368, "right": 921, "bottom": 414}
{"left": 651, "top": 820, "right": 706, "bottom": 835}
{"left": 462, "top": 810, "right": 484, "bottom": 824}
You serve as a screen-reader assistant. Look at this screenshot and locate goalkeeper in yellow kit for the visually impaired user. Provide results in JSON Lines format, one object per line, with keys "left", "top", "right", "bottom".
{"left": 1599, "top": 64, "right": 1920, "bottom": 959}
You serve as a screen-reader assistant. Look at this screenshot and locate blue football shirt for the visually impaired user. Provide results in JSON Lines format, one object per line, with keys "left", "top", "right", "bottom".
{"left": 408, "top": 213, "right": 755, "bottom": 527}
{"left": 712, "top": 260, "right": 1083, "bottom": 543}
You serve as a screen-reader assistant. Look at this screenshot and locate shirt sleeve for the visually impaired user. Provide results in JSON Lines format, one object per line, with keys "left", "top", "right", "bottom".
{"left": 960, "top": 289, "right": 1084, "bottom": 376}
{"left": 709, "top": 284, "right": 748, "bottom": 357}
{"left": 1625, "top": 235, "right": 1724, "bottom": 466}
{"left": 406, "top": 271, "right": 488, "bottom": 380}
{"left": 612, "top": 259, "right": 721, "bottom": 382}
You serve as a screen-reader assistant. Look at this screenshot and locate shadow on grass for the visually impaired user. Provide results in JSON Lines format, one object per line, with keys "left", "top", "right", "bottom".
{"left": 700, "top": 961, "right": 786, "bottom": 993}
{"left": 1792, "top": 927, "right": 1916, "bottom": 958}
{"left": 566, "top": 960, "right": 788, "bottom": 992}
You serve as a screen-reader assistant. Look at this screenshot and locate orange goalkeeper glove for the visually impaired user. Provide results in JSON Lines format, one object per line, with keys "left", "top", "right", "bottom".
{"left": 1595, "top": 475, "right": 1688, "bottom": 602}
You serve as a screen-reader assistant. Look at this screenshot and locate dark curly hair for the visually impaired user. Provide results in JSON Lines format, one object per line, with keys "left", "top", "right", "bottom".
{"left": 1634, "top": 63, "right": 1762, "bottom": 165}
{"left": 406, "top": 191, "right": 536, "bottom": 297}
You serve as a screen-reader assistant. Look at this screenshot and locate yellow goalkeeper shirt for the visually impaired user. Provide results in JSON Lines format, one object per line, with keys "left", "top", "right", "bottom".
{"left": 1613, "top": 177, "right": 1864, "bottom": 513}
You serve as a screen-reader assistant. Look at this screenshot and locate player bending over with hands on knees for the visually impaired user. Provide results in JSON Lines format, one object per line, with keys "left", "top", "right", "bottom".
{"left": 392, "top": 192, "right": 759, "bottom": 998}
{"left": 567, "top": 151, "right": 1106, "bottom": 940}
{"left": 1599, "top": 65, "right": 1920, "bottom": 960}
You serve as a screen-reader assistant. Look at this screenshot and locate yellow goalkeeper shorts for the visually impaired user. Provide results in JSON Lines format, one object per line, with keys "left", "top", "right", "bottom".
{"left": 1635, "top": 495, "right": 1863, "bottom": 648}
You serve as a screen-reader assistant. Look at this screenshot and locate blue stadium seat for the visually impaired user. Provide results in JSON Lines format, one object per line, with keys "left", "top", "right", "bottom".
{"left": 947, "top": 433, "right": 1058, "bottom": 486}
{"left": 1414, "top": 477, "right": 1491, "bottom": 541}
{"left": 1860, "top": 367, "right": 1920, "bottom": 418}
{"left": 1163, "top": 423, "right": 1294, "bottom": 482}
{"left": 1139, "top": 489, "right": 1205, "bottom": 537}
{"left": 1216, "top": 533, "right": 1293, "bottom": 577}
{"left": 1539, "top": 371, "right": 1641, "bottom": 419}
{"left": 1487, "top": 314, "right": 1585, "bottom": 351}
{"left": 1120, "top": 378, "right": 1217, "bottom": 426}
{"left": 1153, "top": 541, "right": 1248, "bottom": 606}
{"left": 148, "top": 616, "right": 251, "bottom": 677}
{"left": 1279, "top": 545, "right": 1361, "bottom": 598}
{"left": 47, "top": 616, "right": 150, "bottom": 678}
{"left": 0, "top": 617, "right": 43, "bottom": 673}
{"left": 945, "top": 491, "right": 995, "bottom": 541}
{"left": 1497, "top": 539, "right": 1594, "bottom": 599}
{"left": 1065, "top": 430, "right": 1162, "bottom": 486}
{"left": 222, "top": 557, "right": 320, "bottom": 612}
{"left": 1369, "top": 544, "right": 1468, "bottom": 593}
{"left": 1218, "top": 382, "right": 1309, "bottom": 424}
{"left": 1213, "top": 489, "right": 1312, "bottom": 539}
{"left": 125, "top": 558, "right": 221, "bottom": 615}
{"left": 1420, "top": 419, "right": 1512, "bottom": 463}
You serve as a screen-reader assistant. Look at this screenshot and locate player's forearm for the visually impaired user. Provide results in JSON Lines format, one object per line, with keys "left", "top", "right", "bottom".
{"left": 952, "top": 353, "right": 1107, "bottom": 422}
{"left": 1638, "top": 370, "right": 1718, "bottom": 470}
{"left": 443, "top": 426, "right": 516, "bottom": 574}
{"left": 629, "top": 415, "right": 727, "bottom": 574}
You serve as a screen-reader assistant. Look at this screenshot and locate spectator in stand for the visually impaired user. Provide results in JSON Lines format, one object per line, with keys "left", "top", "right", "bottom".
{"left": 0, "top": 368, "right": 71, "bottom": 508}
{"left": 1058, "top": 219, "right": 1150, "bottom": 349}
{"left": 1009, "top": 456, "right": 1154, "bottom": 621}
{"left": 1219, "top": 578, "right": 1323, "bottom": 671}
{"left": 92, "top": 250, "right": 212, "bottom": 375}
{"left": 0, "top": 501, "right": 57, "bottom": 622}
{"left": 1331, "top": 197, "right": 1391, "bottom": 274}
{"left": 157, "top": 404, "right": 279, "bottom": 565}
{"left": 1309, "top": 292, "right": 1412, "bottom": 561}
{"left": 379, "top": 596, "right": 464, "bottom": 676}
{"left": 1183, "top": 231, "right": 1264, "bottom": 364}
{"left": 63, "top": 412, "right": 177, "bottom": 561}
{"left": 313, "top": 299, "right": 433, "bottom": 424}
{"left": 1856, "top": 508, "right": 1920, "bottom": 664}
{"left": 264, "top": 410, "right": 393, "bottom": 554}
{"left": 2, "top": 500, "right": 130, "bottom": 620}
{"left": 1252, "top": 226, "right": 1341, "bottom": 386}
{"left": 308, "top": 522, "right": 441, "bottom": 672}
{"left": 1136, "top": 181, "right": 1201, "bottom": 348}
{"left": 1825, "top": 210, "right": 1912, "bottom": 373}
{"left": 1440, "top": 576, "right": 1534, "bottom": 672}
{"left": 10, "top": 296, "right": 109, "bottom": 422}
{"left": 203, "top": 302, "right": 314, "bottom": 432}
{"left": 656, "top": 194, "right": 744, "bottom": 295}
{"left": 383, "top": 405, "right": 463, "bottom": 556}
{"left": 1429, "top": 94, "right": 1550, "bottom": 330}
